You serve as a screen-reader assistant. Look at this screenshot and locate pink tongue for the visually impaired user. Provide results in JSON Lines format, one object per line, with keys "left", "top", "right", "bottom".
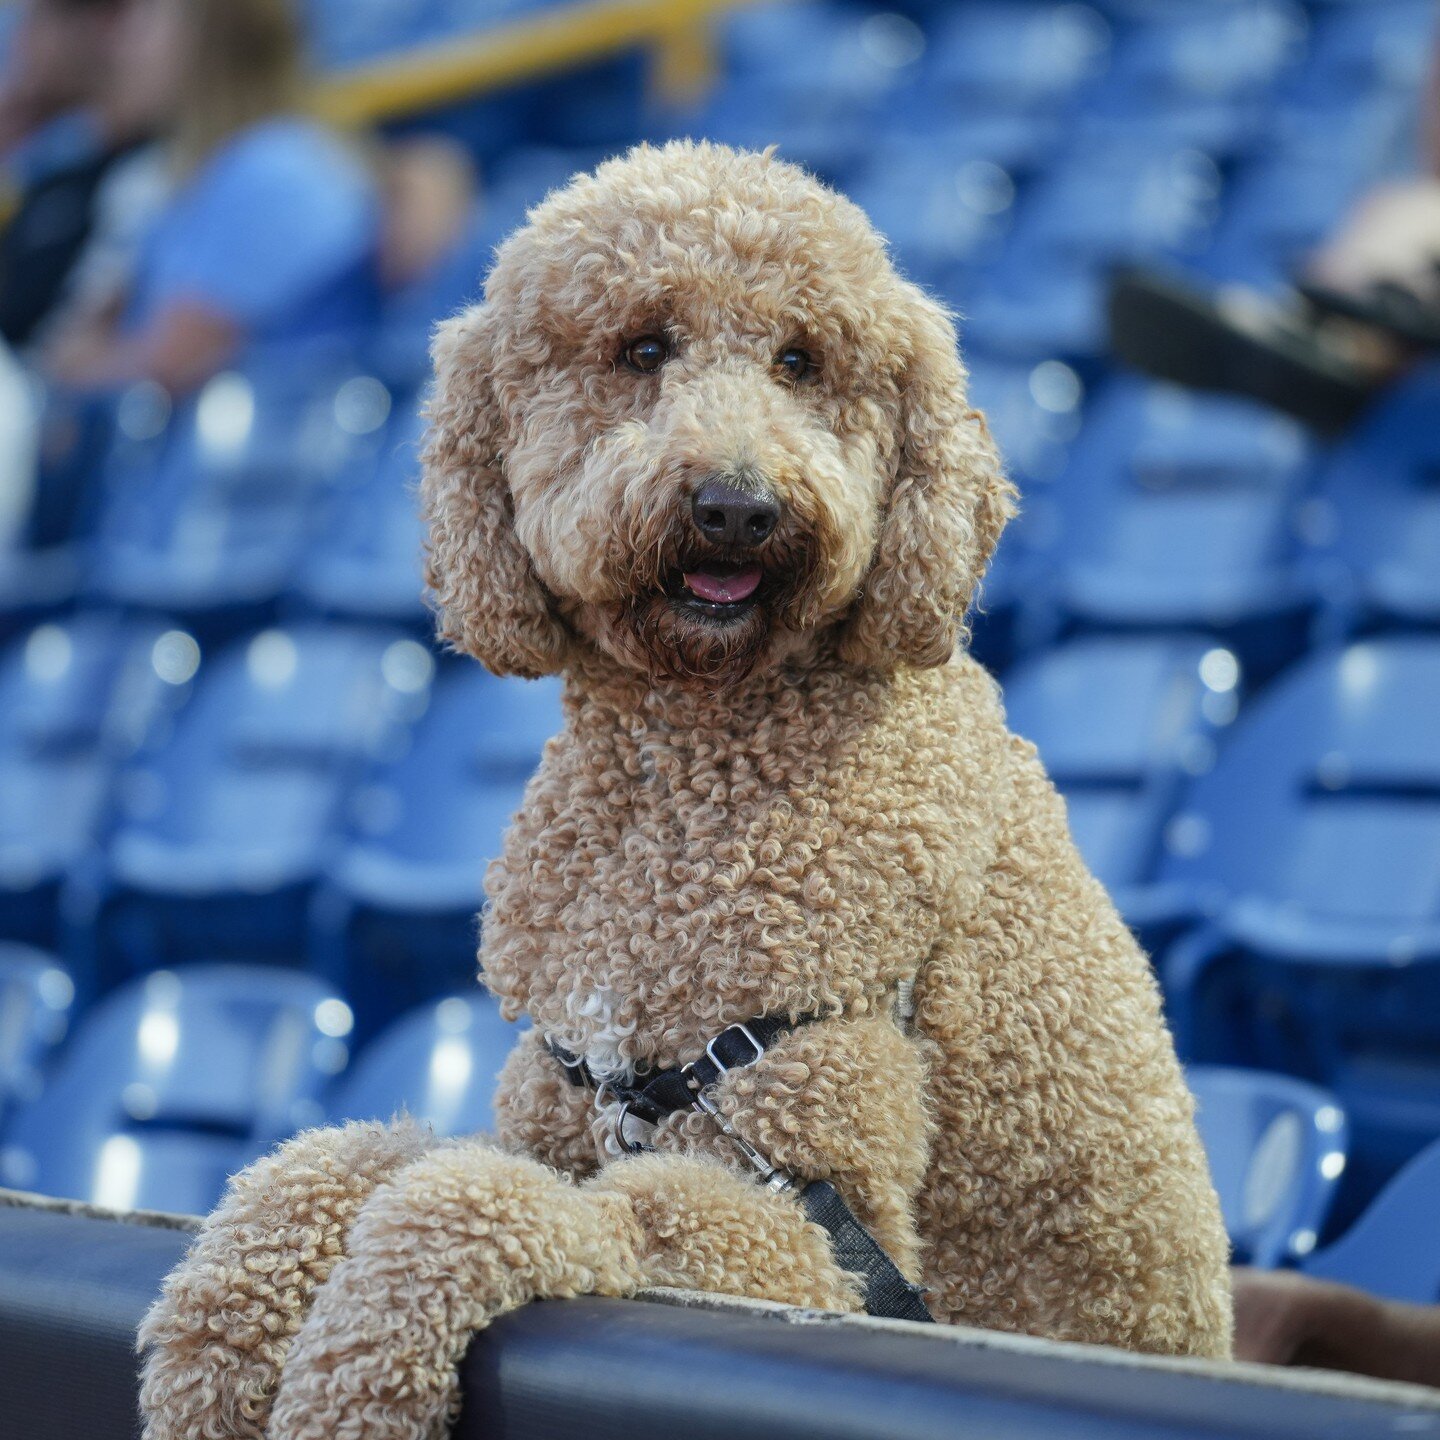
{"left": 684, "top": 565, "right": 762, "bottom": 604}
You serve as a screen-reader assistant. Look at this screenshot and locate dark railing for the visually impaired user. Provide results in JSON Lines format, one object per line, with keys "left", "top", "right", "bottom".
{"left": 2, "top": 1192, "right": 1437, "bottom": 1440}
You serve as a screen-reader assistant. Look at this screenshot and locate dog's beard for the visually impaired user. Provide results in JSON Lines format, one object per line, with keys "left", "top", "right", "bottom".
{"left": 622, "top": 589, "right": 774, "bottom": 685}
{"left": 587, "top": 521, "right": 823, "bottom": 687}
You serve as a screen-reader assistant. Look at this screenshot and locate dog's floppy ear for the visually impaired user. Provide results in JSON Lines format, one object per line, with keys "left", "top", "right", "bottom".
{"left": 421, "top": 305, "right": 570, "bottom": 678}
{"left": 839, "top": 287, "right": 1016, "bottom": 671}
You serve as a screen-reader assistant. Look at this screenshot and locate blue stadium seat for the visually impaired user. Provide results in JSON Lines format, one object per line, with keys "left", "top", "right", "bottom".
{"left": 327, "top": 993, "right": 521, "bottom": 1136}
{"left": 83, "top": 625, "right": 433, "bottom": 980}
{"left": 1077, "top": 2, "right": 1305, "bottom": 160}
{"left": 0, "top": 964, "right": 351, "bottom": 1214}
{"left": 719, "top": 1, "right": 855, "bottom": 80}
{"left": 1106, "top": 3, "right": 1306, "bottom": 106}
{"left": 924, "top": 2, "right": 1113, "bottom": 116}
{"left": 1302, "top": 1136, "right": 1440, "bottom": 1304}
{"left": 846, "top": 142, "right": 1016, "bottom": 291}
{"left": 0, "top": 388, "right": 114, "bottom": 622}
{"left": 682, "top": 80, "right": 873, "bottom": 193}
{"left": 313, "top": 661, "right": 562, "bottom": 1035}
{"left": 1188, "top": 1065, "right": 1349, "bottom": 1267}
{"left": 0, "top": 616, "right": 196, "bottom": 949}
{"left": 963, "top": 143, "right": 1222, "bottom": 360}
{"left": 959, "top": 261, "right": 1111, "bottom": 362}
{"left": 1042, "top": 378, "right": 1318, "bottom": 676}
{"left": 687, "top": 5, "right": 931, "bottom": 188}
{"left": 1290, "top": 0, "right": 1437, "bottom": 101}
{"left": 874, "top": 107, "right": 1061, "bottom": 182}
{"left": 1310, "top": 364, "right": 1440, "bottom": 632}
{"left": 1161, "top": 639, "right": 1440, "bottom": 1219}
{"left": 297, "top": 391, "right": 429, "bottom": 624}
{"left": 1003, "top": 634, "right": 1240, "bottom": 944}
{"left": 963, "top": 356, "right": 1089, "bottom": 665}
{"left": 86, "top": 358, "right": 381, "bottom": 628}
{"left": 0, "top": 945, "right": 74, "bottom": 1125}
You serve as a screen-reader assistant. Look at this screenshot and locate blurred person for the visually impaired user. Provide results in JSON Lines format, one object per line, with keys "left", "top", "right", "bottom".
{"left": 1108, "top": 28, "right": 1440, "bottom": 437}
{"left": 0, "top": 0, "right": 147, "bottom": 348}
{"left": 1233, "top": 1269, "right": 1440, "bottom": 1388}
{"left": 376, "top": 133, "right": 478, "bottom": 294}
{"left": 42, "top": 0, "right": 381, "bottom": 396}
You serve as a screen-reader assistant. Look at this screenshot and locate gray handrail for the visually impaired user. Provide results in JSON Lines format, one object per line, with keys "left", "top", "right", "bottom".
{"left": 1, "top": 1195, "right": 1437, "bottom": 1440}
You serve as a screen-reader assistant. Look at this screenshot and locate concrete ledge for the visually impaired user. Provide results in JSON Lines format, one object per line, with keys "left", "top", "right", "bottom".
{"left": 1, "top": 1192, "right": 1437, "bottom": 1440}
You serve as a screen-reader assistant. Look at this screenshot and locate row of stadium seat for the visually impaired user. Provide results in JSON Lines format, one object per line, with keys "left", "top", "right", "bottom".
{"left": 3, "top": 949, "right": 1438, "bottom": 1304}
{"left": 692, "top": 0, "right": 1429, "bottom": 348}
{"left": 1022, "top": 631, "right": 1440, "bottom": 1227}
{"left": 0, "top": 956, "right": 511, "bottom": 1212}
{"left": 3, "top": 606, "right": 1438, "bottom": 1222}
{"left": 6, "top": 357, "right": 1438, "bottom": 677}
{"left": 981, "top": 363, "right": 1440, "bottom": 676}
{"left": 0, "top": 615, "right": 561, "bottom": 1030}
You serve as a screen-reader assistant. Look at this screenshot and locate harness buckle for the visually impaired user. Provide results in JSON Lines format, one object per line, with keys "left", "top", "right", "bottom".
{"left": 705, "top": 1022, "right": 765, "bottom": 1077}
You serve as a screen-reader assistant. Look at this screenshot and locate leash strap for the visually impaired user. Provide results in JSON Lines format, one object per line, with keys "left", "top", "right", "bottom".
{"left": 543, "top": 1013, "right": 934, "bottom": 1324}
{"left": 800, "top": 1180, "right": 934, "bottom": 1324}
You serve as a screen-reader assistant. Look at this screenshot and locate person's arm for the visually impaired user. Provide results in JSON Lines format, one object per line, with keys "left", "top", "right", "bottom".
{"left": 1233, "top": 1268, "right": 1440, "bottom": 1387}
{"left": 43, "top": 299, "right": 241, "bottom": 394}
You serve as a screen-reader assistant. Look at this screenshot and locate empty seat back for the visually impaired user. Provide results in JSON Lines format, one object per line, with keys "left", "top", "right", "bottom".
{"left": 0, "top": 946, "right": 74, "bottom": 1120}
{"left": 88, "top": 359, "right": 374, "bottom": 615}
{"left": 338, "top": 662, "right": 561, "bottom": 882}
{"left": 1314, "top": 364, "right": 1440, "bottom": 626}
{"left": 1004, "top": 635, "right": 1235, "bottom": 899}
{"left": 1162, "top": 639, "right": 1440, "bottom": 937}
{"left": 0, "top": 964, "right": 351, "bottom": 1214}
{"left": 107, "top": 625, "right": 430, "bottom": 898}
{"left": 1189, "top": 1065, "right": 1348, "bottom": 1267}
{"left": 327, "top": 994, "right": 519, "bottom": 1137}
{"left": 299, "top": 393, "right": 428, "bottom": 622}
{"left": 0, "top": 616, "right": 195, "bottom": 902}
{"left": 1303, "top": 1137, "right": 1440, "bottom": 1304}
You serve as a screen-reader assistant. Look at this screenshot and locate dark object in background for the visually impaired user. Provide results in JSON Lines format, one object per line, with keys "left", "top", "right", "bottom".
{"left": 1108, "top": 265, "right": 1378, "bottom": 437}
{"left": 0, "top": 142, "right": 135, "bottom": 348}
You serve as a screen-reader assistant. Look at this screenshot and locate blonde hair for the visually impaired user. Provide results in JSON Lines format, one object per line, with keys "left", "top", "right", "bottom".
{"left": 170, "top": 0, "right": 305, "bottom": 175}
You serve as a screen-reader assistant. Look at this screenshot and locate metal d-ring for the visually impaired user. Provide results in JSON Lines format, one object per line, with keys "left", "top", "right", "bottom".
{"left": 614, "top": 1101, "right": 653, "bottom": 1155}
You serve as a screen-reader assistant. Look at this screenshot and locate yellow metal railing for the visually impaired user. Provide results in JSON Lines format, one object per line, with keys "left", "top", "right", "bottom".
{"left": 317, "top": 0, "right": 768, "bottom": 125}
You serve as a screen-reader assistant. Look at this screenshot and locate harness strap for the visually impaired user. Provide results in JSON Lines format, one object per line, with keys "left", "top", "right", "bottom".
{"left": 545, "top": 1015, "right": 802, "bottom": 1127}
{"left": 543, "top": 1010, "right": 934, "bottom": 1325}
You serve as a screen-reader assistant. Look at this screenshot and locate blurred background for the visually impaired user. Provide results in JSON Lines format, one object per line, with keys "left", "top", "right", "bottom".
{"left": 0, "top": 0, "right": 1437, "bottom": 1313}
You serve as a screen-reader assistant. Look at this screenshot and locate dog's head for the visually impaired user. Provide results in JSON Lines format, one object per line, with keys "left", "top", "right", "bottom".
{"left": 423, "top": 141, "right": 1014, "bottom": 686}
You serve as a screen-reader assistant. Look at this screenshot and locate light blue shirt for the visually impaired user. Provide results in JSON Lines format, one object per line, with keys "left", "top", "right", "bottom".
{"left": 127, "top": 116, "right": 381, "bottom": 353}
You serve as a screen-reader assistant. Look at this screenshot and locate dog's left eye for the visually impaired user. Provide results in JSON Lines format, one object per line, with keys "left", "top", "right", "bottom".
{"left": 622, "top": 335, "right": 669, "bottom": 374}
{"left": 776, "top": 346, "right": 816, "bottom": 384}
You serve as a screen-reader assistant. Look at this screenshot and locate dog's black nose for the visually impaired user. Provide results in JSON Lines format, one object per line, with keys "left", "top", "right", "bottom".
{"left": 691, "top": 479, "right": 780, "bottom": 548}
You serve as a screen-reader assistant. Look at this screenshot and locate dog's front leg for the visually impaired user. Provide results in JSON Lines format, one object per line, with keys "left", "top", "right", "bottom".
{"left": 138, "top": 1118, "right": 436, "bottom": 1440}
{"left": 263, "top": 1144, "right": 873, "bottom": 1440}
{"left": 265, "top": 1143, "right": 644, "bottom": 1440}
{"left": 689, "top": 1013, "right": 937, "bottom": 1284}
{"left": 595, "top": 1153, "right": 865, "bottom": 1312}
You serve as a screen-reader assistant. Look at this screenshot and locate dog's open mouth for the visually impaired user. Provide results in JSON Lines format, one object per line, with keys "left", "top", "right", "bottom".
{"left": 668, "top": 562, "right": 766, "bottom": 620}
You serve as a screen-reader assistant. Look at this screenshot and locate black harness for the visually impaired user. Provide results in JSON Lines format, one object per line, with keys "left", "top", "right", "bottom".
{"left": 545, "top": 1015, "right": 934, "bottom": 1325}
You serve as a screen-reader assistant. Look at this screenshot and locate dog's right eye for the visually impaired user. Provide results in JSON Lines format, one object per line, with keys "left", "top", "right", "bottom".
{"left": 622, "top": 335, "right": 669, "bottom": 374}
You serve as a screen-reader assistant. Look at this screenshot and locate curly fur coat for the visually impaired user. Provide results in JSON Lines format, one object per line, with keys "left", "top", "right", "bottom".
{"left": 138, "top": 142, "right": 1232, "bottom": 1440}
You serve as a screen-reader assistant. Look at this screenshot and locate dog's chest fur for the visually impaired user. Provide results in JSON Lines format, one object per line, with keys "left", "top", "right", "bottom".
{"left": 480, "top": 656, "right": 1005, "bottom": 1076}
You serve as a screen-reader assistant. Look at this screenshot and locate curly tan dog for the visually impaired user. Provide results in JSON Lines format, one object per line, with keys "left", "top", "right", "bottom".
{"left": 139, "top": 141, "right": 1232, "bottom": 1440}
